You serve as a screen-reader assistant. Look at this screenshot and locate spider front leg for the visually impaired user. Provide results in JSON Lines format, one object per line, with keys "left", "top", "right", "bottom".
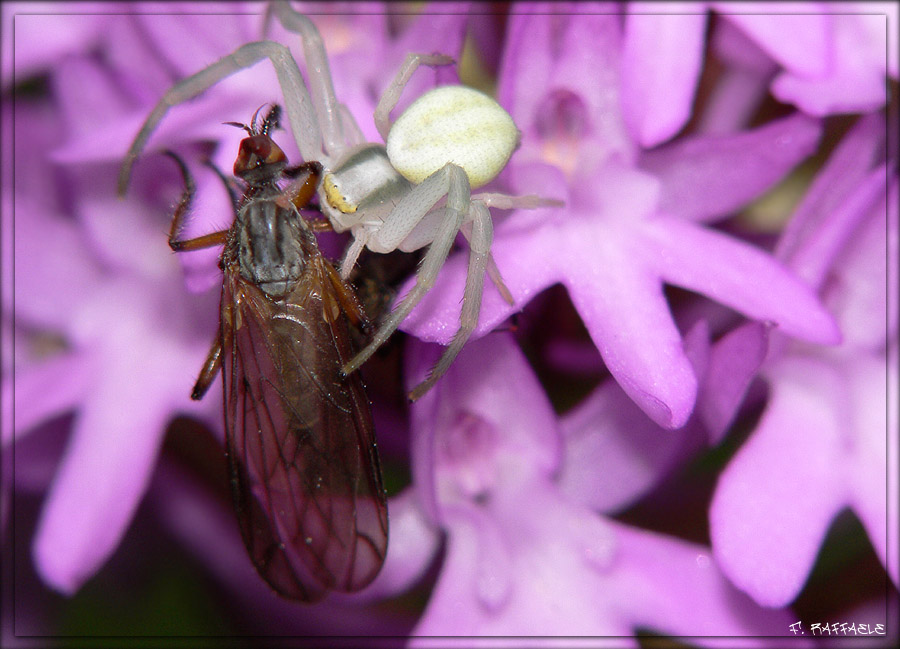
{"left": 118, "top": 40, "right": 322, "bottom": 195}
{"left": 342, "top": 163, "right": 493, "bottom": 400}
{"left": 407, "top": 200, "right": 496, "bottom": 401}
{"left": 373, "top": 52, "right": 455, "bottom": 141}
{"left": 265, "top": 1, "right": 347, "bottom": 156}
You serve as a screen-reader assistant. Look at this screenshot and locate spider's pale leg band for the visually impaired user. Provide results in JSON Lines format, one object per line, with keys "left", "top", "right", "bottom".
{"left": 339, "top": 104, "right": 367, "bottom": 147}
{"left": 486, "top": 253, "right": 514, "bottom": 305}
{"left": 472, "top": 193, "right": 565, "bottom": 210}
{"left": 267, "top": 1, "right": 345, "bottom": 156}
{"left": 340, "top": 230, "right": 370, "bottom": 279}
{"left": 460, "top": 218, "right": 514, "bottom": 305}
{"left": 118, "top": 41, "right": 322, "bottom": 196}
{"left": 408, "top": 202, "right": 493, "bottom": 401}
{"left": 343, "top": 164, "right": 471, "bottom": 378}
{"left": 374, "top": 52, "right": 456, "bottom": 142}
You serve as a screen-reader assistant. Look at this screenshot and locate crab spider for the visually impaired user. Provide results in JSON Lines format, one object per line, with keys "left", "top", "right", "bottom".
{"left": 118, "top": 2, "right": 561, "bottom": 400}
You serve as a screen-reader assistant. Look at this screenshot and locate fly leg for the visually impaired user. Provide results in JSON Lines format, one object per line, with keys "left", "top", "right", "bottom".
{"left": 281, "top": 161, "right": 331, "bottom": 232}
{"left": 191, "top": 330, "right": 223, "bottom": 400}
{"left": 204, "top": 159, "right": 241, "bottom": 214}
{"left": 164, "top": 151, "right": 229, "bottom": 400}
{"left": 282, "top": 160, "right": 323, "bottom": 211}
{"left": 164, "top": 151, "right": 231, "bottom": 251}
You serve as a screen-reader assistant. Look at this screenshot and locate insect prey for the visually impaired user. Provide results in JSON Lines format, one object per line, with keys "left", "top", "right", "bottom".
{"left": 148, "top": 104, "right": 388, "bottom": 602}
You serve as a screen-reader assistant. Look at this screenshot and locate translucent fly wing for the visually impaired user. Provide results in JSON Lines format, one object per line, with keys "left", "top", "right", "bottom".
{"left": 222, "top": 260, "right": 388, "bottom": 602}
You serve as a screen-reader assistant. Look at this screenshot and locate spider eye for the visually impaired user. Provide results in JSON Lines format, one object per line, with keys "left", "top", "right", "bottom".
{"left": 234, "top": 135, "right": 287, "bottom": 176}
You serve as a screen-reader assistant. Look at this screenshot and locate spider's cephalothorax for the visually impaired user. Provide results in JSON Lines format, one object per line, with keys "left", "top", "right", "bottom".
{"left": 119, "top": 2, "right": 561, "bottom": 400}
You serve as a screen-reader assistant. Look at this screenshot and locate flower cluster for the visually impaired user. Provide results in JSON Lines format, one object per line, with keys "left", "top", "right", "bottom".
{"left": 2, "top": 1, "right": 896, "bottom": 644}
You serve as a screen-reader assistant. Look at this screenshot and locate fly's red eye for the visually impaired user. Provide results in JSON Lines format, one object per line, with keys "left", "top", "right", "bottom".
{"left": 234, "top": 135, "right": 287, "bottom": 176}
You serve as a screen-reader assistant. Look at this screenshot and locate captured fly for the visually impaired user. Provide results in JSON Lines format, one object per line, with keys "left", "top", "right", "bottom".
{"left": 134, "top": 105, "right": 388, "bottom": 601}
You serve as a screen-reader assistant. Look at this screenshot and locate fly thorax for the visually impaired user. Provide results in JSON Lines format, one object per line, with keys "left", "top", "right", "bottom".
{"left": 321, "top": 143, "right": 413, "bottom": 230}
{"left": 238, "top": 197, "right": 309, "bottom": 298}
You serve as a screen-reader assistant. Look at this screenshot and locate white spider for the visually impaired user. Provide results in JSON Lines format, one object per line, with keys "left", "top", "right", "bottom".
{"left": 119, "top": 2, "right": 561, "bottom": 400}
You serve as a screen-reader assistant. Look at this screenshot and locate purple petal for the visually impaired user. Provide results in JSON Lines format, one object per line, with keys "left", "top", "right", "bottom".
{"left": 32, "top": 369, "right": 171, "bottom": 594}
{"left": 565, "top": 244, "right": 697, "bottom": 429}
{"left": 4, "top": 6, "right": 116, "bottom": 82}
{"left": 558, "top": 377, "right": 703, "bottom": 513}
{"left": 844, "top": 357, "right": 893, "bottom": 586}
{"left": 699, "top": 322, "right": 769, "bottom": 444}
{"left": 398, "top": 206, "right": 563, "bottom": 343}
{"left": 621, "top": 7, "right": 707, "bottom": 147}
{"left": 711, "top": 13, "right": 778, "bottom": 73}
{"left": 500, "top": 8, "right": 633, "bottom": 167}
{"left": 409, "top": 333, "right": 561, "bottom": 492}
{"left": 53, "top": 88, "right": 256, "bottom": 164}
{"left": 74, "top": 172, "right": 187, "bottom": 280}
{"left": 790, "top": 166, "right": 887, "bottom": 291}
{"left": 640, "top": 114, "right": 822, "bottom": 223}
{"left": 499, "top": 5, "right": 595, "bottom": 128}
{"left": 770, "top": 14, "right": 888, "bottom": 115}
{"left": 12, "top": 200, "right": 101, "bottom": 331}
{"left": 413, "top": 482, "right": 621, "bottom": 636}
{"left": 699, "top": 20, "right": 776, "bottom": 134}
{"left": 51, "top": 56, "right": 130, "bottom": 143}
{"left": 825, "top": 179, "right": 895, "bottom": 349}
{"left": 404, "top": 186, "right": 700, "bottom": 429}
{"left": 352, "top": 489, "right": 442, "bottom": 600}
{"left": 104, "top": 13, "right": 181, "bottom": 105}
{"left": 31, "top": 274, "right": 214, "bottom": 593}
{"left": 549, "top": 12, "right": 631, "bottom": 159}
{"left": 710, "top": 356, "right": 846, "bottom": 607}
{"left": 6, "top": 352, "right": 92, "bottom": 445}
{"left": 410, "top": 508, "right": 505, "bottom": 636}
{"left": 777, "top": 113, "right": 886, "bottom": 270}
{"left": 514, "top": 169, "right": 699, "bottom": 429}
{"left": 408, "top": 333, "right": 562, "bottom": 526}
{"left": 132, "top": 12, "right": 257, "bottom": 81}
{"left": 641, "top": 216, "right": 841, "bottom": 344}
{"left": 717, "top": 6, "right": 830, "bottom": 77}
{"left": 610, "top": 522, "right": 803, "bottom": 636}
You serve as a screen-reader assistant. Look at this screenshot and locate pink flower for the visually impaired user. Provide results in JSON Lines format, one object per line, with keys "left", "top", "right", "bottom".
{"left": 709, "top": 113, "right": 896, "bottom": 607}
{"left": 390, "top": 333, "right": 799, "bottom": 639}
{"left": 401, "top": 6, "right": 839, "bottom": 430}
{"left": 621, "top": 2, "right": 898, "bottom": 145}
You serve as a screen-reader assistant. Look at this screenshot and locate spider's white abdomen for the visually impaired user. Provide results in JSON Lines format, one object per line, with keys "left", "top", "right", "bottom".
{"left": 386, "top": 85, "right": 520, "bottom": 188}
